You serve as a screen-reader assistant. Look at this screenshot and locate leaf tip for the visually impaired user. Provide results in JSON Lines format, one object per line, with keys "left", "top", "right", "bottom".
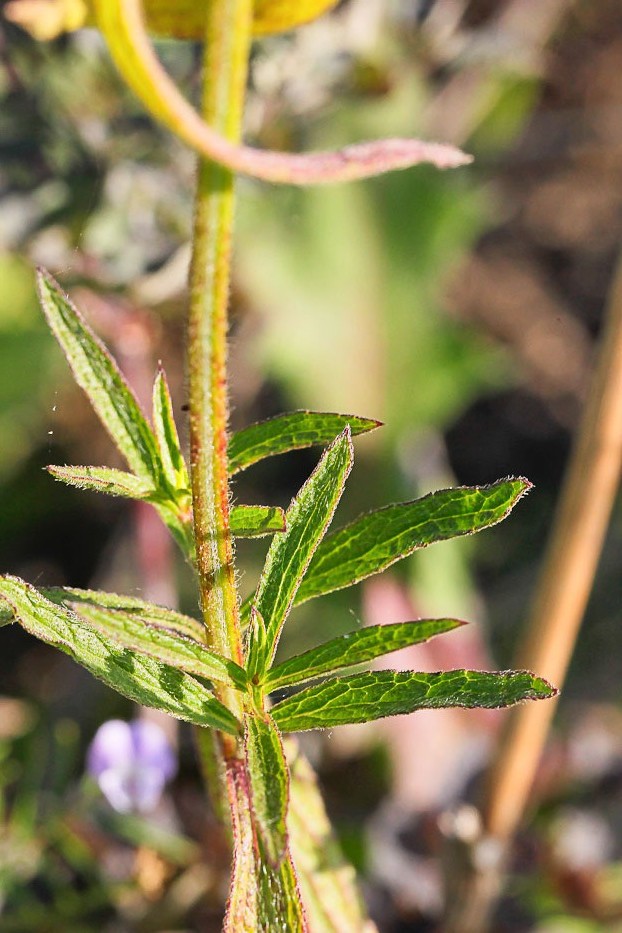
{"left": 502, "top": 475, "right": 533, "bottom": 494}
{"left": 353, "top": 414, "right": 384, "bottom": 431}
{"left": 342, "top": 422, "right": 354, "bottom": 451}
{"left": 329, "top": 424, "right": 354, "bottom": 468}
{"left": 510, "top": 476, "right": 534, "bottom": 509}
{"left": 528, "top": 673, "right": 558, "bottom": 700}
{"left": 505, "top": 670, "right": 558, "bottom": 702}
{"left": 514, "top": 475, "right": 534, "bottom": 493}
{"left": 35, "top": 265, "right": 60, "bottom": 293}
{"left": 35, "top": 265, "right": 52, "bottom": 299}
{"left": 488, "top": 475, "right": 534, "bottom": 508}
{"left": 331, "top": 137, "right": 473, "bottom": 182}
{"left": 356, "top": 415, "right": 384, "bottom": 435}
{"left": 35, "top": 267, "right": 72, "bottom": 325}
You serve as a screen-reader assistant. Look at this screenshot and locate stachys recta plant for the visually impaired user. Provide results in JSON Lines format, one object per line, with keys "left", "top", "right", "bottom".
{"left": 0, "top": 1, "right": 556, "bottom": 928}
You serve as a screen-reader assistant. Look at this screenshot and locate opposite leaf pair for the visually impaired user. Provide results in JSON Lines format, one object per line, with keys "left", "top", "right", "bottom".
{"left": 241, "top": 426, "right": 554, "bottom": 731}
{"left": 0, "top": 273, "right": 557, "bottom": 933}
{"left": 0, "top": 272, "right": 555, "bottom": 745}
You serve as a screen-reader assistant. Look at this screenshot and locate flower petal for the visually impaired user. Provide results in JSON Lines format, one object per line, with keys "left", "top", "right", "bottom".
{"left": 87, "top": 719, "right": 133, "bottom": 776}
{"left": 129, "top": 719, "right": 177, "bottom": 780}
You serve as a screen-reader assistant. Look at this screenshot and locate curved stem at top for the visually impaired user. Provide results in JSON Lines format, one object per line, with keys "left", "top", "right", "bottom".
{"left": 95, "top": 0, "right": 470, "bottom": 185}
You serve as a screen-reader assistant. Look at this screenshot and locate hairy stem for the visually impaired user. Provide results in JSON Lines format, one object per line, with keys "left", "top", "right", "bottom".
{"left": 187, "top": 0, "right": 252, "bottom": 718}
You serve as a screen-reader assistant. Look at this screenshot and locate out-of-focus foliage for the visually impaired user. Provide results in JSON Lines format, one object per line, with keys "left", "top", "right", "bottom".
{"left": 0, "top": 702, "right": 230, "bottom": 931}
{"left": 0, "top": 255, "right": 56, "bottom": 480}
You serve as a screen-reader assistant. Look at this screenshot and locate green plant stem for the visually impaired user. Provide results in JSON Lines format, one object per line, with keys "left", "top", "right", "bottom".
{"left": 187, "top": 0, "right": 253, "bottom": 733}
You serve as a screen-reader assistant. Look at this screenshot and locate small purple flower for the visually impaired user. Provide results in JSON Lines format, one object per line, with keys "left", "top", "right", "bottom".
{"left": 87, "top": 719, "right": 177, "bottom": 814}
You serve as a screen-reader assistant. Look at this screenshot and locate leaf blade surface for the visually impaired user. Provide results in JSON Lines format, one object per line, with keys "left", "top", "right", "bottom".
{"left": 266, "top": 618, "right": 464, "bottom": 690}
{"left": 43, "top": 586, "right": 207, "bottom": 643}
{"left": 0, "top": 575, "right": 239, "bottom": 734}
{"left": 228, "top": 411, "right": 379, "bottom": 475}
{"left": 63, "top": 602, "right": 247, "bottom": 690}
{"left": 37, "top": 270, "right": 161, "bottom": 483}
{"left": 244, "top": 714, "right": 290, "bottom": 867}
{"left": 230, "top": 505, "right": 286, "bottom": 538}
{"left": 48, "top": 464, "right": 154, "bottom": 499}
{"left": 272, "top": 669, "right": 556, "bottom": 732}
{"left": 224, "top": 756, "right": 306, "bottom": 932}
{"left": 152, "top": 367, "right": 188, "bottom": 490}
{"left": 246, "top": 429, "right": 353, "bottom": 677}
{"left": 296, "top": 478, "right": 531, "bottom": 606}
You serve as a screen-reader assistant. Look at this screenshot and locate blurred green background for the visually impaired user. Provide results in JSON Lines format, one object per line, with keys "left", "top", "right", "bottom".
{"left": 1, "top": 1, "right": 622, "bottom": 930}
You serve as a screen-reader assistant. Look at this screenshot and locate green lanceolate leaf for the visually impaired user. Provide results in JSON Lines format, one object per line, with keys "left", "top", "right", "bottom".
{"left": 228, "top": 411, "right": 380, "bottom": 475}
{"left": 43, "top": 586, "right": 207, "bottom": 643}
{"left": 38, "top": 284, "right": 195, "bottom": 551}
{"left": 58, "top": 601, "right": 248, "bottom": 690}
{"left": 247, "top": 608, "right": 268, "bottom": 681}
{"left": 272, "top": 669, "right": 556, "bottom": 732}
{"left": 244, "top": 714, "right": 290, "bottom": 867}
{"left": 296, "top": 478, "right": 531, "bottom": 606}
{"left": 152, "top": 367, "right": 189, "bottom": 490}
{"left": 47, "top": 464, "right": 155, "bottom": 499}
{"left": 246, "top": 429, "right": 354, "bottom": 679}
{"left": 256, "top": 850, "right": 306, "bottom": 932}
{"left": 286, "top": 740, "right": 377, "bottom": 932}
{"left": 224, "top": 758, "right": 306, "bottom": 932}
{"left": 37, "top": 270, "right": 162, "bottom": 484}
{"left": 265, "top": 618, "right": 465, "bottom": 691}
{"left": 230, "top": 505, "right": 286, "bottom": 538}
{"left": 0, "top": 575, "right": 239, "bottom": 734}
